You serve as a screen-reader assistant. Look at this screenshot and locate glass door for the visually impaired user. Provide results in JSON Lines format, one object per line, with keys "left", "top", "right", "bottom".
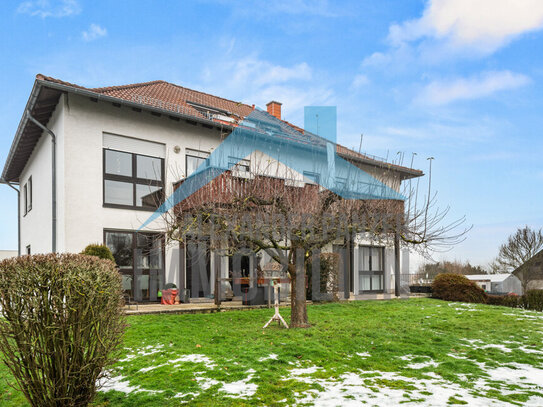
{"left": 105, "top": 230, "right": 164, "bottom": 302}
{"left": 358, "top": 246, "right": 384, "bottom": 293}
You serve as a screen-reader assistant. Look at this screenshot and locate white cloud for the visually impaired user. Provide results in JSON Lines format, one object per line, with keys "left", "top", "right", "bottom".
{"left": 351, "top": 74, "right": 369, "bottom": 88}
{"left": 17, "top": 0, "right": 81, "bottom": 18}
{"left": 416, "top": 71, "right": 530, "bottom": 105}
{"left": 199, "top": 56, "right": 333, "bottom": 121}
{"left": 389, "top": 0, "right": 543, "bottom": 53}
{"left": 82, "top": 24, "right": 107, "bottom": 42}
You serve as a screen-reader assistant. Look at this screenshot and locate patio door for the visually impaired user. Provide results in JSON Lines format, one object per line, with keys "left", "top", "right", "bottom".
{"left": 186, "top": 237, "right": 211, "bottom": 298}
{"left": 105, "top": 230, "right": 165, "bottom": 302}
{"left": 358, "top": 246, "right": 384, "bottom": 293}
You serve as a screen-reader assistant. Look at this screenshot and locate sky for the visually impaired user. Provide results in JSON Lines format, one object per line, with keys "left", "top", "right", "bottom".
{"left": 0, "top": 0, "right": 542, "bottom": 268}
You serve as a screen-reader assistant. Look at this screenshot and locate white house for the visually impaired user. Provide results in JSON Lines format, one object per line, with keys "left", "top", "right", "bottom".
{"left": 466, "top": 274, "right": 523, "bottom": 295}
{"left": 1, "top": 74, "right": 422, "bottom": 302}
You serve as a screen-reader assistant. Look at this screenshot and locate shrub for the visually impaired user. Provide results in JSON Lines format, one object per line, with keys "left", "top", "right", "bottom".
{"left": 81, "top": 243, "right": 115, "bottom": 262}
{"left": 306, "top": 253, "right": 340, "bottom": 301}
{"left": 432, "top": 273, "right": 487, "bottom": 304}
{"left": 487, "top": 293, "right": 520, "bottom": 308}
{"left": 0, "top": 253, "right": 125, "bottom": 407}
{"left": 521, "top": 289, "right": 543, "bottom": 311}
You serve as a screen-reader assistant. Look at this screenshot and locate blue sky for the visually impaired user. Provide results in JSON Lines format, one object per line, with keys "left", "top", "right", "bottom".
{"left": 1, "top": 0, "right": 542, "bottom": 268}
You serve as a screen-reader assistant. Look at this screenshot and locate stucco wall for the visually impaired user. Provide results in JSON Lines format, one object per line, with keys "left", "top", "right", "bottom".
{"left": 19, "top": 96, "right": 65, "bottom": 254}
{"left": 19, "top": 92, "right": 410, "bottom": 293}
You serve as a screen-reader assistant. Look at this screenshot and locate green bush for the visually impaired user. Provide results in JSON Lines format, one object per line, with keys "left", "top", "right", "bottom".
{"left": 487, "top": 293, "right": 521, "bottom": 308}
{"left": 432, "top": 273, "right": 487, "bottom": 304}
{"left": 0, "top": 254, "right": 125, "bottom": 407}
{"left": 521, "top": 290, "right": 543, "bottom": 312}
{"left": 81, "top": 243, "right": 115, "bottom": 262}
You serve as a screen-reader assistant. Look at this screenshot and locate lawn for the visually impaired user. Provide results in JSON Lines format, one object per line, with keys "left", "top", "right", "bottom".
{"left": 1, "top": 298, "right": 543, "bottom": 406}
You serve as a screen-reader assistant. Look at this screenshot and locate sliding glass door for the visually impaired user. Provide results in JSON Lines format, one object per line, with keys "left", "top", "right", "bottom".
{"left": 359, "top": 246, "right": 384, "bottom": 293}
{"left": 105, "top": 230, "right": 164, "bottom": 302}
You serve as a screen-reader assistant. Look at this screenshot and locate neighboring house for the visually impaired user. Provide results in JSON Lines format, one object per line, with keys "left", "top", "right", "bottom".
{"left": 466, "top": 274, "right": 523, "bottom": 295}
{"left": 1, "top": 74, "right": 422, "bottom": 302}
{"left": 513, "top": 250, "right": 543, "bottom": 291}
{"left": 0, "top": 250, "right": 18, "bottom": 261}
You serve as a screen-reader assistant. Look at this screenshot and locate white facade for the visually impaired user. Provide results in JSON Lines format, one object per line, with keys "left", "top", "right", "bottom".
{"left": 14, "top": 91, "right": 411, "bottom": 300}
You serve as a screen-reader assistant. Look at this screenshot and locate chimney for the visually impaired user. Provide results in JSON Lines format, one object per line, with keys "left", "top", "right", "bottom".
{"left": 266, "top": 101, "right": 282, "bottom": 120}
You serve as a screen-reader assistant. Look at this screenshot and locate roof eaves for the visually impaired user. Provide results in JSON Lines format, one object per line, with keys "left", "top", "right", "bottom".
{"left": 36, "top": 78, "right": 234, "bottom": 130}
{"left": 1, "top": 80, "right": 42, "bottom": 183}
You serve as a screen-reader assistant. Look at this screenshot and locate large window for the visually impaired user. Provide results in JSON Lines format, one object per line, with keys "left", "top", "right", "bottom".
{"left": 105, "top": 230, "right": 164, "bottom": 301}
{"left": 103, "top": 149, "right": 164, "bottom": 210}
{"left": 186, "top": 149, "right": 210, "bottom": 177}
{"left": 359, "top": 246, "right": 384, "bottom": 293}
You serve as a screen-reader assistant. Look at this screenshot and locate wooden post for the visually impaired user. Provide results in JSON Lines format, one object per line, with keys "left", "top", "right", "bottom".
{"left": 263, "top": 280, "right": 289, "bottom": 329}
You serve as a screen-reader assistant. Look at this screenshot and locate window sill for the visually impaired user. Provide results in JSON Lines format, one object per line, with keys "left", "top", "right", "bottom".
{"left": 103, "top": 203, "right": 161, "bottom": 212}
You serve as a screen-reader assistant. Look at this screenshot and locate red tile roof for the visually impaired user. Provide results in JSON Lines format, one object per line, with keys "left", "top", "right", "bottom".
{"left": 36, "top": 74, "right": 254, "bottom": 122}
{"left": 35, "top": 74, "right": 422, "bottom": 178}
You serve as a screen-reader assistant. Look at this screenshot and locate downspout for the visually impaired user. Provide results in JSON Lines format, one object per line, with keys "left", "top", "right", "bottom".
{"left": 5, "top": 181, "right": 21, "bottom": 256}
{"left": 26, "top": 111, "right": 57, "bottom": 253}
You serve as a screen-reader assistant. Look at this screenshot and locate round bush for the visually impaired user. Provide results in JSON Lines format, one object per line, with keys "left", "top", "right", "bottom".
{"left": 0, "top": 253, "right": 125, "bottom": 407}
{"left": 81, "top": 243, "right": 115, "bottom": 262}
{"left": 432, "top": 273, "right": 487, "bottom": 303}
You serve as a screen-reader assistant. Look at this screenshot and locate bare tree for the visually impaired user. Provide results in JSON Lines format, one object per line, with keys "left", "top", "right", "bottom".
{"left": 158, "top": 151, "right": 469, "bottom": 328}
{"left": 491, "top": 226, "right": 543, "bottom": 291}
{"left": 493, "top": 226, "right": 543, "bottom": 270}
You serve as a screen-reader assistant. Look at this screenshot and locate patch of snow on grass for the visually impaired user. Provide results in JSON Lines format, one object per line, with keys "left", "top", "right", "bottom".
{"left": 258, "top": 353, "right": 278, "bottom": 361}
{"left": 98, "top": 374, "right": 162, "bottom": 394}
{"left": 171, "top": 354, "right": 217, "bottom": 369}
{"left": 211, "top": 368, "right": 258, "bottom": 398}
{"left": 119, "top": 344, "right": 165, "bottom": 362}
{"left": 356, "top": 352, "right": 370, "bottom": 358}
{"left": 480, "top": 344, "right": 512, "bottom": 352}
{"left": 194, "top": 375, "right": 220, "bottom": 390}
{"left": 406, "top": 359, "right": 440, "bottom": 369}
{"left": 292, "top": 370, "right": 512, "bottom": 407}
{"left": 489, "top": 363, "right": 543, "bottom": 389}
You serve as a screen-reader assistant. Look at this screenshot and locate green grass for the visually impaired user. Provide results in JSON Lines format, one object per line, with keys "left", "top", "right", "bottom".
{"left": 1, "top": 298, "right": 543, "bottom": 406}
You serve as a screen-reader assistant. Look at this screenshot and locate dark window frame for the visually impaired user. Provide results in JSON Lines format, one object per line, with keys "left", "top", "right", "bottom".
{"left": 23, "top": 183, "right": 28, "bottom": 216}
{"left": 22, "top": 176, "right": 32, "bottom": 216}
{"left": 103, "top": 149, "right": 165, "bottom": 211}
{"left": 358, "top": 246, "right": 385, "bottom": 293}
{"left": 27, "top": 176, "right": 32, "bottom": 213}
{"left": 228, "top": 156, "right": 250, "bottom": 172}
{"left": 104, "top": 228, "right": 166, "bottom": 302}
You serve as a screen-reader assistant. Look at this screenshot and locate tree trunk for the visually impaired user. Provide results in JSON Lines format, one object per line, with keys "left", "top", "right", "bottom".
{"left": 289, "top": 249, "right": 310, "bottom": 328}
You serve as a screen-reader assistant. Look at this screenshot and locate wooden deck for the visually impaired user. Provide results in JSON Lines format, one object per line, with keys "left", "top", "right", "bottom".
{"left": 123, "top": 300, "right": 289, "bottom": 315}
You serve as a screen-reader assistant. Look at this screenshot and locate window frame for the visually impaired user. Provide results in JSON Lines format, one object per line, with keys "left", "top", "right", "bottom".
{"left": 103, "top": 229, "right": 165, "bottom": 302}
{"left": 22, "top": 176, "right": 32, "bottom": 216}
{"left": 358, "top": 246, "right": 385, "bottom": 293}
{"left": 23, "top": 183, "right": 28, "bottom": 216}
{"left": 228, "top": 156, "right": 250, "bottom": 172}
{"left": 103, "top": 148, "right": 165, "bottom": 211}
{"left": 27, "top": 176, "right": 32, "bottom": 213}
{"left": 185, "top": 149, "right": 210, "bottom": 178}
